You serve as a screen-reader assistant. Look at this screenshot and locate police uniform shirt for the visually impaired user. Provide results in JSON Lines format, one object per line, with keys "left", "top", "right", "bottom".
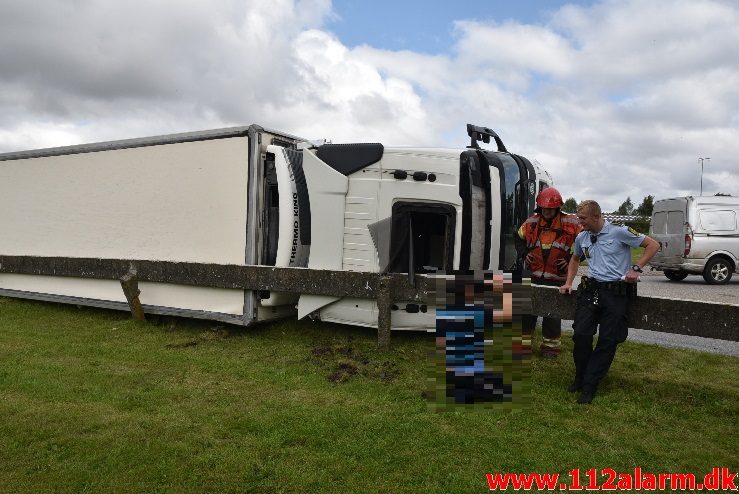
{"left": 574, "top": 221, "right": 645, "bottom": 282}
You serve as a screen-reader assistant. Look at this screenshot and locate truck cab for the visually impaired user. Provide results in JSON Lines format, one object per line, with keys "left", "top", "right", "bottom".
{"left": 290, "top": 124, "right": 553, "bottom": 330}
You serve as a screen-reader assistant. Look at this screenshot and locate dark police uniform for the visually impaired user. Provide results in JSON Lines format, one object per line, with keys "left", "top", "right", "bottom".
{"left": 572, "top": 221, "right": 644, "bottom": 394}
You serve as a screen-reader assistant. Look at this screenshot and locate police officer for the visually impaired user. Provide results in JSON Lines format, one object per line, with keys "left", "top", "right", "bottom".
{"left": 516, "top": 187, "right": 581, "bottom": 358}
{"left": 559, "top": 200, "right": 659, "bottom": 404}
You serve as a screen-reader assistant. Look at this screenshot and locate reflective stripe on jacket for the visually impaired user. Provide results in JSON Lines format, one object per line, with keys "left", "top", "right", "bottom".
{"left": 517, "top": 212, "right": 580, "bottom": 283}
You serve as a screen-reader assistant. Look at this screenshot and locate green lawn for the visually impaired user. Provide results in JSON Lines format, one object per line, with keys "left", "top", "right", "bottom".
{"left": 0, "top": 297, "right": 736, "bottom": 493}
{"left": 632, "top": 246, "right": 645, "bottom": 264}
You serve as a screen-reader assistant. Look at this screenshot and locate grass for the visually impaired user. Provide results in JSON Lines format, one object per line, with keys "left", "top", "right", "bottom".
{"left": 632, "top": 246, "right": 645, "bottom": 264}
{"left": 0, "top": 296, "right": 737, "bottom": 493}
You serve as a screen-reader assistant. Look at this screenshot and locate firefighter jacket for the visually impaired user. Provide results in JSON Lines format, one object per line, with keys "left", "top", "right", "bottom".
{"left": 517, "top": 212, "right": 581, "bottom": 283}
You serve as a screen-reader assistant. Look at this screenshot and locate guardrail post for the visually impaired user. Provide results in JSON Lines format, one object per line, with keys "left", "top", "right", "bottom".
{"left": 119, "top": 268, "right": 146, "bottom": 321}
{"left": 377, "top": 275, "right": 392, "bottom": 348}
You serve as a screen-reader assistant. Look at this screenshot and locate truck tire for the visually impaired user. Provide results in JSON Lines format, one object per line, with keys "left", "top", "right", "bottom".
{"left": 702, "top": 257, "right": 733, "bottom": 285}
{"left": 664, "top": 270, "right": 688, "bottom": 281}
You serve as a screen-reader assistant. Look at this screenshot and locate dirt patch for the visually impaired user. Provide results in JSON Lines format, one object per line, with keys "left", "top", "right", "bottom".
{"left": 327, "top": 361, "right": 359, "bottom": 383}
{"left": 310, "top": 343, "right": 398, "bottom": 384}
{"left": 361, "top": 360, "right": 399, "bottom": 382}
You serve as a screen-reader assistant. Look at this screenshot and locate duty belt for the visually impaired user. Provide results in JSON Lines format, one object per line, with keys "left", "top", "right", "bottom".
{"left": 580, "top": 276, "right": 637, "bottom": 298}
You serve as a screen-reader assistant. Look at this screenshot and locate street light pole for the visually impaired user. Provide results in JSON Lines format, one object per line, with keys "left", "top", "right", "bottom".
{"left": 699, "top": 157, "right": 710, "bottom": 196}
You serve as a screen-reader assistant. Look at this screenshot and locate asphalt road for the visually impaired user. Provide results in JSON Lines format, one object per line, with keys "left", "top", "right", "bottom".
{"left": 635, "top": 268, "right": 739, "bottom": 304}
{"left": 560, "top": 267, "right": 739, "bottom": 358}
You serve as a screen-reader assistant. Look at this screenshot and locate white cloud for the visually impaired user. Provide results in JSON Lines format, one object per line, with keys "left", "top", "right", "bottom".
{"left": 554, "top": 0, "right": 739, "bottom": 90}
{"left": 271, "top": 29, "right": 431, "bottom": 144}
{"left": 453, "top": 20, "right": 576, "bottom": 80}
{"left": 0, "top": 0, "right": 737, "bottom": 211}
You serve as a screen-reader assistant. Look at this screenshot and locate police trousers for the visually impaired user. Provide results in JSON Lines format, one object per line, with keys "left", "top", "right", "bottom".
{"left": 572, "top": 286, "right": 630, "bottom": 392}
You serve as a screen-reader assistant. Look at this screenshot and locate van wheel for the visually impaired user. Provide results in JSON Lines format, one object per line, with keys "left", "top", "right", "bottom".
{"left": 702, "top": 258, "right": 733, "bottom": 285}
{"left": 664, "top": 270, "right": 688, "bottom": 281}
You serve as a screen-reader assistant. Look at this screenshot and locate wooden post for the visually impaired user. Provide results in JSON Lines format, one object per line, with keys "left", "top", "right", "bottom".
{"left": 376, "top": 275, "right": 392, "bottom": 348}
{"left": 119, "top": 269, "right": 146, "bottom": 321}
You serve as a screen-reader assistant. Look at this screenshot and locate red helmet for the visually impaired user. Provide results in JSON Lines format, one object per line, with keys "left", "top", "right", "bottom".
{"left": 536, "top": 187, "right": 563, "bottom": 208}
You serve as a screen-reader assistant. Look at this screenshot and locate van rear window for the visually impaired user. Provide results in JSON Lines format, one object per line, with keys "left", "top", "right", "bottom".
{"left": 699, "top": 210, "right": 737, "bottom": 232}
{"left": 652, "top": 212, "right": 667, "bottom": 234}
{"left": 667, "top": 210, "right": 685, "bottom": 232}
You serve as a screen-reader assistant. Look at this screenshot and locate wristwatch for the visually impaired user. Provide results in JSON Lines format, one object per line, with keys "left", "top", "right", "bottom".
{"left": 631, "top": 264, "right": 643, "bottom": 273}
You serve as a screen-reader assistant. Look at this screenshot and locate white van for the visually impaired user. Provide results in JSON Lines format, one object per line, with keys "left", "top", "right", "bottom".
{"left": 649, "top": 196, "right": 739, "bottom": 284}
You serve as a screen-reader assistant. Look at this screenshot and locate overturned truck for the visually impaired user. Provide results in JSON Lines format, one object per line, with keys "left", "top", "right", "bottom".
{"left": 0, "top": 124, "right": 552, "bottom": 330}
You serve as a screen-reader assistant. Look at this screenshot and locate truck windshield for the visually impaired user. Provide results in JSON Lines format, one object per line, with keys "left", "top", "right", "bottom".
{"left": 498, "top": 154, "right": 522, "bottom": 270}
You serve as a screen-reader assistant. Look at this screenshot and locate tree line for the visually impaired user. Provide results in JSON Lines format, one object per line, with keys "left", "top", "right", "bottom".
{"left": 561, "top": 195, "right": 654, "bottom": 217}
{"left": 561, "top": 192, "right": 732, "bottom": 216}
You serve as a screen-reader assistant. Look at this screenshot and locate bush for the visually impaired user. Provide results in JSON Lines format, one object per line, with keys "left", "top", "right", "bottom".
{"left": 624, "top": 219, "right": 651, "bottom": 234}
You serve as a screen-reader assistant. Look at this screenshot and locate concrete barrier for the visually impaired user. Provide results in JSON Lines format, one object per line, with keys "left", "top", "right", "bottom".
{"left": 0, "top": 256, "right": 736, "bottom": 344}
{"left": 531, "top": 285, "right": 738, "bottom": 342}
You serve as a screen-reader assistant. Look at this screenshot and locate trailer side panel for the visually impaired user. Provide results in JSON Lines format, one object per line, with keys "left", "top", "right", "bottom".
{"left": 0, "top": 136, "right": 251, "bottom": 317}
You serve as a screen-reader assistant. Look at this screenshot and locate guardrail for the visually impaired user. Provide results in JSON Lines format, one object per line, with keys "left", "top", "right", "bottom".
{"left": 0, "top": 256, "right": 736, "bottom": 346}
{"left": 531, "top": 285, "right": 737, "bottom": 342}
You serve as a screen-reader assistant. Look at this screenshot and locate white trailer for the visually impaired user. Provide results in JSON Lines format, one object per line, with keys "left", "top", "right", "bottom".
{"left": 0, "top": 124, "right": 552, "bottom": 330}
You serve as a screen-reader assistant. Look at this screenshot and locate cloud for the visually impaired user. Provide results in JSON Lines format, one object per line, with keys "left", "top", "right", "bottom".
{"left": 0, "top": 0, "right": 737, "bottom": 211}
{"left": 269, "top": 29, "right": 431, "bottom": 144}
{"left": 553, "top": 0, "right": 739, "bottom": 90}
{"left": 0, "top": 0, "right": 334, "bottom": 136}
{"left": 453, "top": 20, "right": 576, "bottom": 83}
{"left": 439, "top": 0, "right": 739, "bottom": 205}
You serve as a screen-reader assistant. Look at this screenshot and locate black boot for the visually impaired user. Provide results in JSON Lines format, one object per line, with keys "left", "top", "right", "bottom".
{"left": 577, "top": 387, "right": 596, "bottom": 404}
{"left": 567, "top": 380, "right": 582, "bottom": 393}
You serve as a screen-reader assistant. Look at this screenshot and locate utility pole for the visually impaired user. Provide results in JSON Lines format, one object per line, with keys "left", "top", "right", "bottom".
{"left": 699, "top": 157, "right": 710, "bottom": 196}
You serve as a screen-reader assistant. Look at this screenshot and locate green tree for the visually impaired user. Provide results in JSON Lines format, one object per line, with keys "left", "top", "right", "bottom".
{"left": 562, "top": 197, "right": 578, "bottom": 213}
{"left": 615, "top": 197, "right": 634, "bottom": 215}
{"left": 635, "top": 195, "right": 654, "bottom": 217}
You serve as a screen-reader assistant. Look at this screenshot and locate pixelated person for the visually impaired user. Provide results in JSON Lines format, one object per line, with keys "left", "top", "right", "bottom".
{"left": 435, "top": 272, "right": 514, "bottom": 404}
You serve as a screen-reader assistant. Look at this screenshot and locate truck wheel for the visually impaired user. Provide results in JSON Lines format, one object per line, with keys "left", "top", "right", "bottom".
{"left": 664, "top": 270, "right": 688, "bottom": 281}
{"left": 702, "top": 257, "right": 733, "bottom": 285}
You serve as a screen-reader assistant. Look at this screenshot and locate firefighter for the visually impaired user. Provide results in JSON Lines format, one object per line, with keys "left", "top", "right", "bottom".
{"left": 516, "top": 187, "right": 581, "bottom": 358}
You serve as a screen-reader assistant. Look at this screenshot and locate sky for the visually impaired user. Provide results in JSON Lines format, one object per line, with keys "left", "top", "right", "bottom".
{"left": 1, "top": 0, "right": 737, "bottom": 212}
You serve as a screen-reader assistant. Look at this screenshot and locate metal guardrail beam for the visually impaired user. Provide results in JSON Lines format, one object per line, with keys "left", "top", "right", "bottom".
{"left": 0, "top": 256, "right": 736, "bottom": 343}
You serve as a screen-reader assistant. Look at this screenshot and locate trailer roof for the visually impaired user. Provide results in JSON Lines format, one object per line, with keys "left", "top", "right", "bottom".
{"left": 0, "top": 125, "right": 304, "bottom": 161}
